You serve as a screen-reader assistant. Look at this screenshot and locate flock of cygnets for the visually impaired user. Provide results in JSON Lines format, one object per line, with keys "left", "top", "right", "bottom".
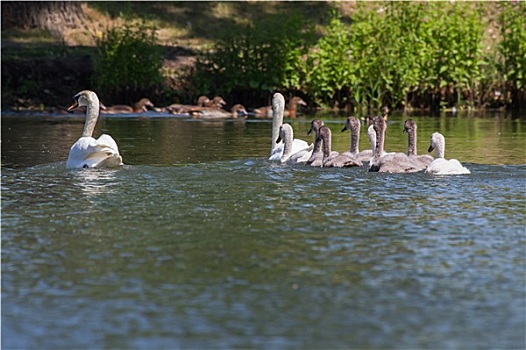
{"left": 270, "top": 93, "right": 470, "bottom": 175}
{"left": 65, "top": 90, "right": 470, "bottom": 175}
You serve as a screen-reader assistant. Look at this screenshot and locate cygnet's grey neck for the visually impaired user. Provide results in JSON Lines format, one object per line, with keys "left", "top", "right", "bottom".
{"left": 407, "top": 126, "right": 417, "bottom": 156}
{"left": 350, "top": 118, "right": 360, "bottom": 154}
{"left": 281, "top": 127, "right": 293, "bottom": 159}
{"left": 373, "top": 119, "right": 386, "bottom": 163}
{"left": 320, "top": 127, "right": 332, "bottom": 160}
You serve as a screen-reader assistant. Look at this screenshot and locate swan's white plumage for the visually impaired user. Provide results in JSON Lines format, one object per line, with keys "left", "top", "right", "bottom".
{"left": 425, "top": 132, "right": 470, "bottom": 175}
{"left": 66, "top": 90, "right": 123, "bottom": 169}
{"left": 270, "top": 139, "right": 310, "bottom": 161}
{"left": 67, "top": 135, "right": 122, "bottom": 169}
{"left": 425, "top": 158, "right": 471, "bottom": 175}
{"left": 276, "top": 123, "right": 313, "bottom": 164}
{"left": 269, "top": 92, "right": 309, "bottom": 161}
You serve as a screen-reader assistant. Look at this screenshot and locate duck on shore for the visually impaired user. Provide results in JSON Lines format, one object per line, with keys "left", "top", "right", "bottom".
{"left": 101, "top": 98, "right": 154, "bottom": 114}
{"left": 188, "top": 104, "right": 248, "bottom": 119}
{"left": 253, "top": 96, "right": 307, "bottom": 118}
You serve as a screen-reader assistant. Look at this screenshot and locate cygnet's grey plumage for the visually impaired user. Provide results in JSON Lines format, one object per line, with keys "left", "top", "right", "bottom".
{"left": 318, "top": 126, "right": 362, "bottom": 168}
{"left": 341, "top": 116, "right": 373, "bottom": 163}
{"left": 403, "top": 119, "right": 434, "bottom": 169}
{"left": 368, "top": 117, "right": 422, "bottom": 173}
{"left": 425, "top": 132, "right": 471, "bottom": 175}
{"left": 306, "top": 119, "right": 330, "bottom": 167}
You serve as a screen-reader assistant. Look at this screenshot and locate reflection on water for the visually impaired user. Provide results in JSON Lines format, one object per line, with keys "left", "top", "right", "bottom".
{"left": 1, "top": 111, "right": 525, "bottom": 349}
{"left": 2, "top": 111, "right": 525, "bottom": 168}
{"left": 71, "top": 168, "right": 121, "bottom": 196}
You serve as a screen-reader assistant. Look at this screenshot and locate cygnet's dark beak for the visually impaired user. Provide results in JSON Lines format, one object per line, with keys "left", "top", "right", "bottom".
{"left": 307, "top": 127, "right": 313, "bottom": 136}
{"left": 276, "top": 136, "right": 282, "bottom": 144}
{"left": 341, "top": 125, "right": 348, "bottom": 132}
{"left": 428, "top": 145, "right": 434, "bottom": 153}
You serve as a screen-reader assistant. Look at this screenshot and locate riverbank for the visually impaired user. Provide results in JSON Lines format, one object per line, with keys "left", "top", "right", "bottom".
{"left": 1, "top": 1, "right": 524, "bottom": 112}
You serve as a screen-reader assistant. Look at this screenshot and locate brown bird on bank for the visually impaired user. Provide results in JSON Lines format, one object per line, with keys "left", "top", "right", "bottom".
{"left": 204, "top": 96, "right": 227, "bottom": 109}
{"left": 160, "top": 95, "right": 227, "bottom": 114}
{"left": 188, "top": 104, "right": 248, "bottom": 120}
{"left": 253, "top": 96, "right": 307, "bottom": 118}
{"left": 101, "top": 98, "right": 154, "bottom": 114}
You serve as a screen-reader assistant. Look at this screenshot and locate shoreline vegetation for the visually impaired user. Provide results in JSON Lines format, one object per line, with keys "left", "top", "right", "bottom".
{"left": 1, "top": 1, "right": 525, "bottom": 113}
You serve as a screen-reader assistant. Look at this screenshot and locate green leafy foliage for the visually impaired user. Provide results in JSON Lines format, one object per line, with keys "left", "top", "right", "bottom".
{"left": 191, "top": 14, "right": 313, "bottom": 105}
{"left": 498, "top": 1, "right": 526, "bottom": 107}
{"left": 90, "top": 3, "right": 524, "bottom": 110}
{"left": 306, "top": 3, "right": 490, "bottom": 110}
{"left": 93, "top": 21, "right": 163, "bottom": 103}
{"left": 306, "top": 11, "right": 355, "bottom": 109}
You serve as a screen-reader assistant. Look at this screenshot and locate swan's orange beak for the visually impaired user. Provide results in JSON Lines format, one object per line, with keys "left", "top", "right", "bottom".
{"left": 67, "top": 100, "right": 79, "bottom": 111}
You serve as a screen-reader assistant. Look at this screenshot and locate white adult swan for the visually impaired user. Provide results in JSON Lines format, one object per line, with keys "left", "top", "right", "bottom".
{"left": 425, "top": 132, "right": 471, "bottom": 175}
{"left": 269, "top": 93, "right": 309, "bottom": 161}
{"left": 275, "top": 124, "right": 313, "bottom": 164}
{"left": 66, "top": 90, "right": 123, "bottom": 169}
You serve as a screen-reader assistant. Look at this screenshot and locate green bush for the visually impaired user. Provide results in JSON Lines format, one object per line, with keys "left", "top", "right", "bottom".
{"left": 191, "top": 14, "right": 313, "bottom": 105}
{"left": 418, "top": 2, "right": 486, "bottom": 109}
{"left": 306, "top": 11, "right": 355, "bottom": 109}
{"left": 92, "top": 21, "right": 163, "bottom": 103}
{"left": 498, "top": 1, "right": 526, "bottom": 107}
{"left": 188, "top": 2, "right": 522, "bottom": 111}
{"left": 306, "top": 2, "right": 489, "bottom": 110}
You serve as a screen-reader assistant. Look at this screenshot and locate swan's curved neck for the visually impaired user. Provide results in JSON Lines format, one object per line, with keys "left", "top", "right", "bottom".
{"left": 82, "top": 98, "right": 100, "bottom": 137}
{"left": 321, "top": 128, "right": 332, "bottom": 160}
{"left": 368, "top": 125, "right": 376, "bottom": 157}
{"left": 312, "top": 133, "right": 322, "bottom": 153}
{"left": 350, "top": 122, "right": 360, "bottom": 154}
{"left": 373, "top": 124, "right": 385, "bottom": 163}
{"left": 407, "top": 127, "right": 417, "bottom": 156}
{"left": 281, "top": 128, "right": 293, "bottom": 159}
{"left": 271, "top": 96, "right": 285, "bottom": 153}
{"left": 435, "top": 138, "right": 445, "bottom": 158}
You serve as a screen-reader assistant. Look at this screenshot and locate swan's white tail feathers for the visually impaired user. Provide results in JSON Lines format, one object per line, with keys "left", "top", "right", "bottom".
{"left": 67, "top": 135, "right": 123, "bottom": 169}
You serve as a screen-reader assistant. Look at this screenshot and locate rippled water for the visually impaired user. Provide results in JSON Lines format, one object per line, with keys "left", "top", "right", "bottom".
{"left": 2, "top": 112, "right": 525, "bottom": 349}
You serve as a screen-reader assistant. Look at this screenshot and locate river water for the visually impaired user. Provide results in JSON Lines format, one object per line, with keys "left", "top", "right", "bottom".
{"left": 2, "top": 111, "right": 525, "bottom": 349}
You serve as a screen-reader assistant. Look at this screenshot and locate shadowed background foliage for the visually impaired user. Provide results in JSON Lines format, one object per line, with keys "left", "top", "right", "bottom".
{"left": 1, "top": 1, "right": 525, "bottom": 112}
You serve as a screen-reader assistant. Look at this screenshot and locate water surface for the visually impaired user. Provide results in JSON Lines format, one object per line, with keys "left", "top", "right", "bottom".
{"left": 2, "top": 111, "right": 525, "bottom": 349}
